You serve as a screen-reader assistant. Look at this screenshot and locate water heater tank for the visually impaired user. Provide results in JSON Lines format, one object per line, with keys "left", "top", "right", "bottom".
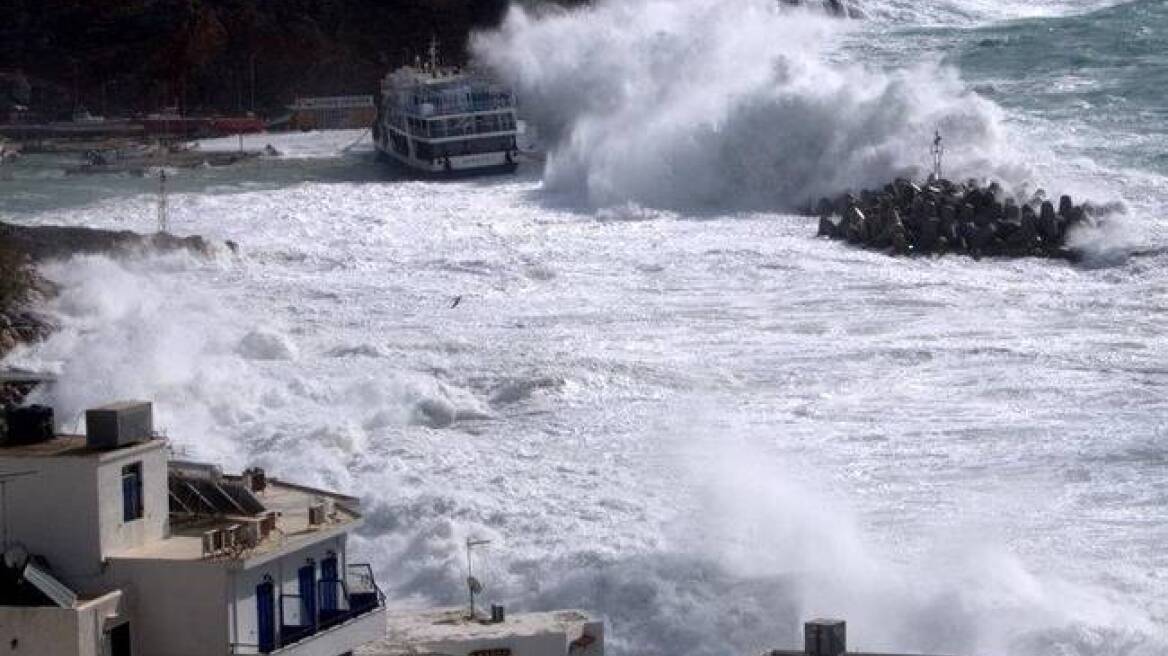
{"left": 2, "top": 405, "right": 55, "bottom": 445}
{"left": 86, "top": 401, "right": 153, "bottom": 449}
{"left": 804, "top": 619, "right": 846, "bottom": 656}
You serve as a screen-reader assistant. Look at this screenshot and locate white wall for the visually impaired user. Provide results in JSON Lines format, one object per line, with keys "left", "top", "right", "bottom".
{"left": 424, "top": 633, "right": 567, "bottom": 656}
{"left": 96, "top": 443, "right": 169, "bottom": 558}
{"left": 413, "top": 619, "right": 605, "bottom": 656}
{"left": 0, "top": 454, "right": 101, "bottom": 585}
{"left": 105, "top": 558, "right": 228, "bottom": 656}
{"left": 0, "top": 591, "right": 123, "bottom": 656}
{"left": 0, "top": 441, "right": 167, "bottom": 592}
{"left": 0, "top": 606, "right": 84, "bottom": 656}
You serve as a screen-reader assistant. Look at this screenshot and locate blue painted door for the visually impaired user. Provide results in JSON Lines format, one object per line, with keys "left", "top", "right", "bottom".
{"left": 320, "top": 556, "right": 339, "bottom": 612}
{"left": 256, "top": 581, "right": 275, "bottom": 653}
{"left": 298, "top": 564, "right": 317, "bottom": 628}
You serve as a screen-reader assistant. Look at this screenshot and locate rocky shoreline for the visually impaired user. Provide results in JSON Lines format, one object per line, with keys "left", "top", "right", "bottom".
{"left": 0, "top": 221, "right": 213, "bottom": 262}
{"left": 813, "top": 177, "right": 1097, "bottom": 260}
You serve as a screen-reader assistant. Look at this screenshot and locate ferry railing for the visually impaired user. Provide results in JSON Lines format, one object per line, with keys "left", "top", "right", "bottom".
{"left": 415, "top": 92, "right": 515, "bottom": 116}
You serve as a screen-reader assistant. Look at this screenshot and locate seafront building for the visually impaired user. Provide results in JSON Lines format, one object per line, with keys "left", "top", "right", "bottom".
{"left": 0, "top": 399, "right": 608, "bottom": 656}
{"left": 288, "top": 95, "right": 378, "bottom": 131}
{"left": 0, "top": 401, "right": 385, "bottom": 655}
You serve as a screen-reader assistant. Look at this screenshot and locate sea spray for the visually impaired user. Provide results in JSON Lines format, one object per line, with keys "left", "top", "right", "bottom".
{"left": 474, "top": 0, "right": 1009, "bottom": 210}
{"left": 518, "top": 421, "right": 1165, "bottom": 656}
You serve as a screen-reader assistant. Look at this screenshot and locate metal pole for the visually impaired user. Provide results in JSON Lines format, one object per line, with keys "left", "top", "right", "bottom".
{"left": 1, "top": 480, "right": 7, "bottom": 548}
{"left": 158, "top": 169, "right": 168, "bottom": 234}
{"left": 250, "top": 54, "right": 257, "bottom": 113}
{"left": 466, "top": 538, "right": 474, "bottom": 618}
{"left": 465, "top": 538, "right": 491, "bottom": 620}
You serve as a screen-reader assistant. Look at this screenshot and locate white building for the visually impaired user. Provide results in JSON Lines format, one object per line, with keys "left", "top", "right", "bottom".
{"left": 357, "top": 607, "right": 605, "bottom": 656}
{"left": 0, "top": 401, "right": 386, "bottom": 656}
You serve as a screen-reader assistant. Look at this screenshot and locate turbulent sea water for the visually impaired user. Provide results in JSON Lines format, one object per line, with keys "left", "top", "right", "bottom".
{"left": 2, "top": 1, "right": 1167, "bottom": 654}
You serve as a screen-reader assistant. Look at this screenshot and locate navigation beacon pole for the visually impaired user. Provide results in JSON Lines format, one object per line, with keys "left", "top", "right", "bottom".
{"left": 930, "top": 130, "right": 944, "bottom": 181}
{"left": 157, "top": 169, "right": 169, "bottom": 234}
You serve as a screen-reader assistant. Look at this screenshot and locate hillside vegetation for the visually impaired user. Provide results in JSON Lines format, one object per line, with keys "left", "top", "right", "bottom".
{"left": 0, "top": 0, "right": 578, "bottom": 118}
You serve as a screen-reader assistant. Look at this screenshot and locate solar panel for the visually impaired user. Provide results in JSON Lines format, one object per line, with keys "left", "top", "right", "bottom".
{"left": 219, "top": 482, "right": 267, "bottom": 515}
{"left": 168, "top": 473, "right": 267, "bottom": 517}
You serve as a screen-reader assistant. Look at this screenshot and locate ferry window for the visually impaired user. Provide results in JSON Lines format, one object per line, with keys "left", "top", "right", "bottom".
{"left": 122, "top": 463, "right": 143, "bottom": 522}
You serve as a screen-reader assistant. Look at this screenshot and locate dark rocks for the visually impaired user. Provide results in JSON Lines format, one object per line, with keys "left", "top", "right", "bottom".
{"left": 0, "top": 221, "right": 215, "bottom": 263}
{"left": 812, "top": 178, "right": 1095, "bottom": 260}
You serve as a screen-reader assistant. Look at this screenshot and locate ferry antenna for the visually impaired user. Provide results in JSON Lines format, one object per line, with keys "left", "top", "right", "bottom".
{"left": 429, "top": 34, "right": 440, "bottom": 75}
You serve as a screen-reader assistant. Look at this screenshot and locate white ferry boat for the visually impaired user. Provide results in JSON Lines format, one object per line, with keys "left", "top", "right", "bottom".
{"left": 373, "top": 42, "right": 519, "bottom": 176}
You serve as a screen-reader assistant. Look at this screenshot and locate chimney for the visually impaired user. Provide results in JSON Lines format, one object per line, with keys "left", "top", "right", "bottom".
{"left": 805, "top": 619, "right": 846, "bottom": 656}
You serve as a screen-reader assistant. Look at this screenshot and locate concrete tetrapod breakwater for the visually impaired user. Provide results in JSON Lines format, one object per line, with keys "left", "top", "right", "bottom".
{"left": 814, "top": 177, "right": 1096, "bottom": 261}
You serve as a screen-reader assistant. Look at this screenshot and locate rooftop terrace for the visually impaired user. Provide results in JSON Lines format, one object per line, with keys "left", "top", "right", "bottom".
{"left": 356, "top": 607, "right": 603, "bottom": 656}
{"left": 113, "top": 470, "right": 361, "bottom": 564}
{"left": 0, "top": 434, "right": 161, "bottom": 459}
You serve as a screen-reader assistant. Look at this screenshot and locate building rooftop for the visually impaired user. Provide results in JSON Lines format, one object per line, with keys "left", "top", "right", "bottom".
{"left": 111, "top": 473, "right": 361, "bottom": 564}
{"left": 768, "top": 652, "right": 952, "bottom": 656}
{"left": 356, "top": 607, "right": 601, "bottom": 655}
{"left": 0, "top": 434, "right": 162, "bottom": 459}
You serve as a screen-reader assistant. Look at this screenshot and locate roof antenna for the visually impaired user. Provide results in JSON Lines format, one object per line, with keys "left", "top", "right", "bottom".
{"left": 930, "top": 129, "right": 944, "bottom": 181}
{"left": 465, "top": 537, "right": 491, "bottom": 620}
{"left": 429, "top": 34, "right": 440, "bottom": 77}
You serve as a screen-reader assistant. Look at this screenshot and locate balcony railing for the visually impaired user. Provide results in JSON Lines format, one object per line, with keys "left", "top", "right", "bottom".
{"left": 231, "top": 564, "right": 385, "bottom": 655}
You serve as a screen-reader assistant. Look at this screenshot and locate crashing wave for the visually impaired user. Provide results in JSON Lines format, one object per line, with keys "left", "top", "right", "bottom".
{"left": 779, "top": 0, "right": 865, "bottom": 18}
{"left": 473, "top": 0, "right": 1006, "bottom": 211}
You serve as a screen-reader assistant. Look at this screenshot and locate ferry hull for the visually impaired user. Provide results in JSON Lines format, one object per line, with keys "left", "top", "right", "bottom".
{"left": 375, "top": 141, "right": 518, "bottom": 178}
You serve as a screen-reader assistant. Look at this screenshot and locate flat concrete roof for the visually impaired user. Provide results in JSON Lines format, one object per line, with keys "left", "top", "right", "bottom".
{"left": 356, "top": 607, "right": 599, "bottom": 655}
{"left": 768, "top": 651, "right": 952, "bottom": 656}
{"left": 110, "top": 476, "right": 360, "bottom": 564}
{"left": 0, "top": 435, "right": 164, "bottom": 460}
